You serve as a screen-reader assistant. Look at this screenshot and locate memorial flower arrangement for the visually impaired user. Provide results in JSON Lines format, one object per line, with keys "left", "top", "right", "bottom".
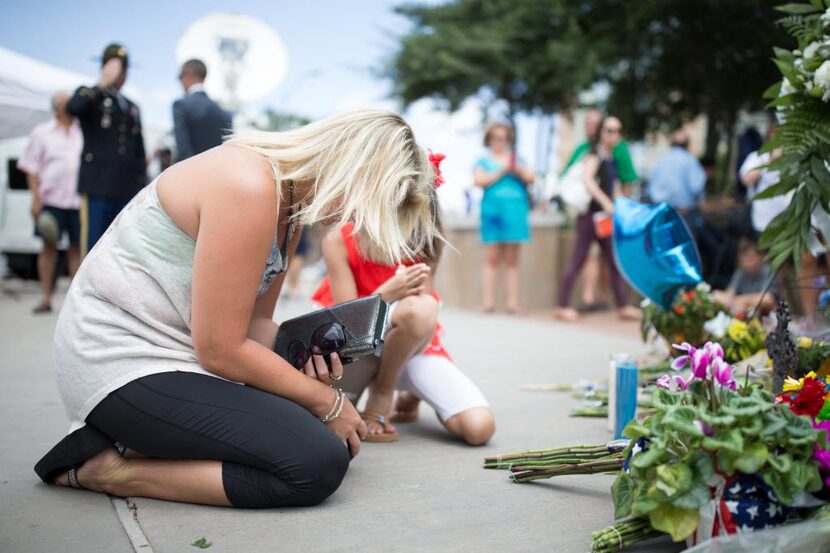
{"left": 640, "top": 283, "right": 727, "bottom": 352}
{"left": 761, "top": 0, "right": 830, "bottom": 269}
{"left": 598, "top": 342, "right": 830, "bottom": 551}
{"left": 486, "top": 339, "right": 830, "bottom": 552}
{"left": 704, "top": 313, "right": 769, "bottom": 363}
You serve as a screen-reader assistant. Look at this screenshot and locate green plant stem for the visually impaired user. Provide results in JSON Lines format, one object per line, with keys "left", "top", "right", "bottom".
{"left": 510, "top": 458, "right": 624, "bottom": 482}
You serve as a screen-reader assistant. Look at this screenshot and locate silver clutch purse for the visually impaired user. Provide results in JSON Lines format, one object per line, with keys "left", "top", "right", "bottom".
{"left": 273, "top": 294, "right": 389, "bottom": 369}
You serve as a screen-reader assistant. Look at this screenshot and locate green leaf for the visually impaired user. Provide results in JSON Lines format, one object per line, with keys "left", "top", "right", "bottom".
{"left": 741, "top": 416, "right": 764, "bottom": 437}
{"left": 751, "top": 176, "right": 798, "bottom": 201}
{"left": 768, "top": 93, "right": 800, "bottom": 107}
{"left": 670, "top": 481, "right": 711, "bottom": 510}
{"left": 191, "top": 537, "right": 212, "bottom": 549}
{"left": 611, "top": 472, "right": 634, "bottom": 519}
{"left": 777, "top": 3, "right": 822, "bottom": 14}
{"left": 655, "top": 463, "right": 693, "bottom": 498}
{"left": 702, "top": 429, "right": 744, "bottom": 455}
{"left": 763, "top": 80, "right": 784, "bottom": 100}
{"left": 662, "top": 406, "right": 704, "bottom": 437}
{"left": 689, "top": 451, "right": 715, "bottom": 483}
{"left": 648, "top": 503, "right": 700, "bottom": 542}
{"left": 632, "top": 496, "right": 660, "bottom": 516}
{"left": 631, "top": 446, "right": 666, "bottom": 469}
{"left": 768, "top": 452, "right": 793, "bottom": 473}
{"left": 622, "top": 419, "right": 651, "bottom": 440}
{"left": 721, "top": 395, "right": 773, "bottom": 417}
{"left": 733, "top": 442, "right": 768, "bottom": 473}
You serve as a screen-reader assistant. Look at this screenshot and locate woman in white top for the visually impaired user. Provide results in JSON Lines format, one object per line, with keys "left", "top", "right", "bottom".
{"left": 35, "top": 110, "right": 440, "bottom": 508}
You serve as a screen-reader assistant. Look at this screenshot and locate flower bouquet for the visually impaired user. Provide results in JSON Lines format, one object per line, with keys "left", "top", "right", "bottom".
{"left": 601, "top": 342, "right": 829, "bottom": 551}
{"left": 705, "top": 314, "right": 769, "bottom": 364}
{"left": 641, "top": 283, "right": 728, "bottom": 355}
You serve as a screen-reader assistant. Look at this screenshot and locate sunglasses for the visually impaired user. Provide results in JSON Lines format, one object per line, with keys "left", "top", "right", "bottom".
{"left": 287, "top": 322, "right": 349, "bottom": 369}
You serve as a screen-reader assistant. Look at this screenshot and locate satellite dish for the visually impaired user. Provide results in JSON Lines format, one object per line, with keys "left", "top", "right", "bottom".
{"left": 176, "top": 13, "right": 289, "bottom": 111}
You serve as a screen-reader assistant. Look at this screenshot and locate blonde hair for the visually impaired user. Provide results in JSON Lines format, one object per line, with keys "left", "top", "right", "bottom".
{"left": 226, "top": 109, "right": 439, "bottom": 264}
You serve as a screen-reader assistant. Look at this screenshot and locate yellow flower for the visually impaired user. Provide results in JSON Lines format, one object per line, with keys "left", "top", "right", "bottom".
{"left": 783, "top": 377, "right": 803, "bottom": 392}
{"left": 727, "top": 319, "right": 749, "bottom": 341}
{"left": 798, "top": 336, "right": 813, "bottom": 348}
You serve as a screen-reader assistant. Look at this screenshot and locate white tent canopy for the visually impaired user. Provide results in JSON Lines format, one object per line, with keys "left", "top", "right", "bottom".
{"left": 0, "top": 47, "right": 91, "bottom": 140}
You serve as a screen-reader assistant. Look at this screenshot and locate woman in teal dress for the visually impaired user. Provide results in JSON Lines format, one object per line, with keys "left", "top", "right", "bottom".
{"left": 473, "top": 123, "right": 535, "bottom": 313}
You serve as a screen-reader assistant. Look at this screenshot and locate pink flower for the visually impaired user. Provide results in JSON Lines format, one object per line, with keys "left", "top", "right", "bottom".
{"left": 655, "top": 374, "right": 690, "bottom": 392}
{"left": 694, "top": 420, "right": 715, "bottom": 436}
{"left": 691, "top": 349, "right": 712, "bottom": 379}
{"left": 712, "top": 358, "right": 735, "bottom": 389}
{"left": 813, "top": 420, "right": 830, "bottom": 488}
{"left": 671, "top": 342, "right": 696, "bottom": 370}
{"left": 656, "top": 375, "right": 672, "bottom": 390}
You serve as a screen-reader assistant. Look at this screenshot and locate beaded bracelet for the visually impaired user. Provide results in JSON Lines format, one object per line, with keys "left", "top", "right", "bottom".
{"left": 320, "top": 388, "right": 344, "bottom": 423}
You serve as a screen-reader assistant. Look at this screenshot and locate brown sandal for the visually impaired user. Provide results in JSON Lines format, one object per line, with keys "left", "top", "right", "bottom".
{"left": 360, "top": 411, "right": 399, "bottom": 442}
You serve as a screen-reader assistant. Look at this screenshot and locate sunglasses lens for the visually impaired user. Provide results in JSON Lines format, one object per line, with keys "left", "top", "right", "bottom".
{"left": 311, "top": 323, "right": 346, "bottom": 355}
{"left": 287, "top": 340, "right": 310, "bottom": 369}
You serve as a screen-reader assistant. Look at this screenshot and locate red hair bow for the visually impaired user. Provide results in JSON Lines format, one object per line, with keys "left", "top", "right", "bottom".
{"left": 428, "top": 150, "right": 446, "bottom": 188}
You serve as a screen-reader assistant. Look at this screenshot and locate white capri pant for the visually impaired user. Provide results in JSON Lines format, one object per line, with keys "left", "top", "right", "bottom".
{"left": 395, "top": 354, "right": 490, "bottom": 422}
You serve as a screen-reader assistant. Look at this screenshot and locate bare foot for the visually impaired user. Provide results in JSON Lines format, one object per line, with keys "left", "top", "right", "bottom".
{"left": 617, "top": 305, "right": 642, "bottom": 321}
{"left": 553, "top": 307, "right": 580, "bottom": 322}
{"left": 506, "top": 305, "right": 526, "bottom": 316}
{"left": 361, "top": 387, "right": 397, "bottom": 437}
{"left": 54, "top": 448, "right": 131, "bottom": 493}
{"left": 390, "top": 391, "right": 421, "bottom": 423}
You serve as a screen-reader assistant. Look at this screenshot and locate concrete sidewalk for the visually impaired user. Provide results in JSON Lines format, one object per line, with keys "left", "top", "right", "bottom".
{"left": 0, "top": 279, "right": 682, "bottom": 553}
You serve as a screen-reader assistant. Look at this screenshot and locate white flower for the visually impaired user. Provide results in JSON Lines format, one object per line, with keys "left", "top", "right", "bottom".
{"left": 821, "top": 8, "right": 830, "bottom": 26}
{"left": 640, "top": 297, "right": 651, "bottom": 308}
{"left": 781, "top": 77, "right": 797, "bottom": 96}
{"left": 805, "top": 41, "right": 821, "bottom": 59}
{"left": 815, "top": 60, "right": 830, "bottom": 90}
{"left": 703, "top": 311, "right": 732, "bottom": 339}
{"left": 696, "top": 282, "right": 712, "bottom": 293}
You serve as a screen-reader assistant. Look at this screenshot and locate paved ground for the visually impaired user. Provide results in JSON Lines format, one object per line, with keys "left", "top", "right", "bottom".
{"left": 0, "top": 278, "right": 683, "bottom": 553}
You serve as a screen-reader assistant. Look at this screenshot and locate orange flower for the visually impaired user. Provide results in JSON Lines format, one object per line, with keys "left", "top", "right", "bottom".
{"left": 674, "top": 306, "right": 684, "bottom": 315}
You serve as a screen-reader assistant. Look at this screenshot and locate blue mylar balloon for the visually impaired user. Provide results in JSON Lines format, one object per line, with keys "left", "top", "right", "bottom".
{"left": 612, "top": 197, "right": 702, "bottom": 310}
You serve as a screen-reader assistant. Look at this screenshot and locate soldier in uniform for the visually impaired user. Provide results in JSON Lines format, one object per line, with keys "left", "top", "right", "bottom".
{"left": 67, "top": 43, "right": 146, "bottom": 255}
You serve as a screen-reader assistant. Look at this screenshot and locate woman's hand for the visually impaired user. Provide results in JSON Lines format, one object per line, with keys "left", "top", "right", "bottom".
{"left": 376, "top": 263, "right": 430, "bottom": 303}
{"left": 326, "top": 398, "right": 367, "bottom": 458}
{"left": 302, "top": 351, "right": 344, "bottom": 385}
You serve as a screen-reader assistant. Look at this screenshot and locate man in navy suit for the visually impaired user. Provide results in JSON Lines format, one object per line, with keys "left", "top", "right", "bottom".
{"left": 173, "top": 59, "right": 232, "bottom": 161}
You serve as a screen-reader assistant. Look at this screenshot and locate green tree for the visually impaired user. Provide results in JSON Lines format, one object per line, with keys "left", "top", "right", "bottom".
{"left": 388, "top": 0, "right": 595, "bottom": 126}
{"left": 577, "top": 0, "right": 790, "bottom": 157}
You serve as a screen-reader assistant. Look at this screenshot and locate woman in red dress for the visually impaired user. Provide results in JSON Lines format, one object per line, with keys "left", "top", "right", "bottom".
{"left": 312, "top": 221, "right": 495, "bottom": 445}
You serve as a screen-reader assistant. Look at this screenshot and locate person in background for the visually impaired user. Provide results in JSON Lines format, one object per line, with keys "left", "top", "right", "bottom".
{"left": 312, "top": 219, "right": 494, "bottom": 445}
{"left": 713, "top": 239, "right": 778, "bottom": 316}
{"left": 67, "top": 43, "right": 146, "bottom": 255}
{"left": 173, "top": 59, "right": 232, "bottom": 161}
{"left": 17, "top": 91, "right": 83, "bottom": 314}
{"left": 555, "top": 116, "right": 641, "bottom": 322}
{"left": 739, "top": 127, "right": 785, "bottom": 240}
{"left": 473, "top": 123, "right": 535, "bottom": 314}
{"left": 561, "top": 108, "right": 640, "bottom": 312}
{"left": 646, "top": 129, "right": 706, "bottom": 234}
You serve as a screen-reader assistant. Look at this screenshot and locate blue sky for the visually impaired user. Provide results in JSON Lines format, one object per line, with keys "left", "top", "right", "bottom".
{"left": 2, "top": 0, "right": 550, "bottom": 208}
{"left": 2, "top": 0, "right": 412, "bottom": 123}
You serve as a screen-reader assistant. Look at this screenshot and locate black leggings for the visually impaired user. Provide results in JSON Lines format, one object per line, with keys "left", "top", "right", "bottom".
{"left": 86, "top": 372, "right": 350, "bottom": 508}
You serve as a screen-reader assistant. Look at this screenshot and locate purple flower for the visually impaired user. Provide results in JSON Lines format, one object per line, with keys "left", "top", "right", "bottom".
{"left": 712, "top": 358, "right": 734, "bottom": 388}
{"left": 671, "top": 342, "right": 696, "bottom": 370}
{"left": 813, "top": 420, "right": 830, "bottom": 488}
{"left": 703, "top": 341, "right": 725, "bottom": 360}
{"left": 694, "top": 420, "right": 715, "bottom": 436}
{"left": 655, "top": 374, "right": 691, "bottom": 392}
{"left": 691, "top": 349, "right": 712, "bottom": 379}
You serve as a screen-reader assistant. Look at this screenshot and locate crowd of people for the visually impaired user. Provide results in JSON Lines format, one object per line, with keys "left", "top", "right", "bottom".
{"left": 474, "top": 107, "right": 826, "bottom": 325}
{"left": 17, "top": 44, "right": 230, "bottom": 313}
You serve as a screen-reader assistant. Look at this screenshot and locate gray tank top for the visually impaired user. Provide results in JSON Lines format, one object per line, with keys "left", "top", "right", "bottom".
{"left": 53, "top": 174, "right": 292, "bottom": 431}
